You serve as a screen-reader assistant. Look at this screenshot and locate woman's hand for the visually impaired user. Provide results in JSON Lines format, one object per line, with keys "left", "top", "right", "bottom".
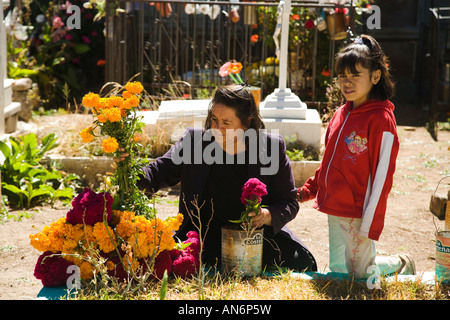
{"left": 113, "top": 148, "right": 129, "bottom": 163}
{"left": 247, "top": 207, "right": 272, "bottom": 229}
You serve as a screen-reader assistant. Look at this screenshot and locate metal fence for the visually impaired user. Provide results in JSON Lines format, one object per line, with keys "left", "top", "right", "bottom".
{"left": 105, "top": 0, "right": 357, "bottom": 105}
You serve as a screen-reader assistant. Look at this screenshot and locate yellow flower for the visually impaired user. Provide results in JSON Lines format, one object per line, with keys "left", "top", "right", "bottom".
{"left": 102, "top": 137, "right": 119, "bottom": 153}
{"left": 124, "top": 81, "right": 144, "bottom": 95}
{"left": 92, "top": 222, "right": 117, "bottom": 253}
{"left": 122, "top": 90, "right": 132, "bottom": 99}
{"left": 97, "top": 113, "right": 107, "bottom": 123}
{"left": 123, "top": 95, "right": 139, "bottom": 109}
{"left": 80, "top": 127, "right": 94, "bottom": 143}
{"left": 109, "top": 95, "right": 124, "bottom": 108}
{"left": 82, "top": 92, "right": 99, "bottom": 108}
{"left": 79, "top": 261, "right": 94, "bottom": 280}
{"left": 103, "top": 107, "right": 122, "bottom": 122}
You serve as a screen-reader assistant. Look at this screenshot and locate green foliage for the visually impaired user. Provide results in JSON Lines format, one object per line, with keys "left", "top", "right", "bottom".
{"left": 0, "top": 133, "right": 80, "bottom": 209}
{"left": 284, "top": 136, "right": 320, "bottom": 161}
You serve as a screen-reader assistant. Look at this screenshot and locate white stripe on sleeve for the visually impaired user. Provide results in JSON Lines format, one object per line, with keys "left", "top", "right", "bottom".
{"left": 359, "top": 131, "right": 394, "bottom": 237}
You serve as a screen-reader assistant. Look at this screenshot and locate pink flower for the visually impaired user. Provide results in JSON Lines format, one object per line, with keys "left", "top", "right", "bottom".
{"left": 240, "top": 178, "right": 267, "bottom": 205}
{"left": 172, "top": 254, "right": 198, "bottom": 278}
{"left": 52, "top": 16, "right": 64, "bottom": 29}
{"left": 65, "top": 188, "right": 113, "bottom": 225}
{"left": 219, "top": 62, "right": 232, "bottom": 77}
{"left": 65, "top": 34, "right": 73, "bottom": 41}
{"left": 34, "top": 252, "right": 73, "bottom": 287}
{"left": 81, "top": 35, "right": 91, "bottom": 44}
{"left": 183, "top": 231, "right": 200, "bottom": 260}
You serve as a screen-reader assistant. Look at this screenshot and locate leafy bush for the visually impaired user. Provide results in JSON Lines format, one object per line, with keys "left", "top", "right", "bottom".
{"left": 0, "top": 133, "right": 80, "bottom": 209}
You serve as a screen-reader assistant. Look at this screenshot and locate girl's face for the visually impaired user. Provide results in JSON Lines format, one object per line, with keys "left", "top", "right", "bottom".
{"left": 210, "top": 103, "right": 248, "bottom": 153}
{"left": 338, "top": 63, "right": 381, "bottom": 109}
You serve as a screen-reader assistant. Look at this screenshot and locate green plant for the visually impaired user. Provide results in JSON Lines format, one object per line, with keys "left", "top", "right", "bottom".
{"left": 0, "top": 133, "right": 79, "bottom": 208}
{"left": 284, "top": 136, "right": 320, "bottom": 161}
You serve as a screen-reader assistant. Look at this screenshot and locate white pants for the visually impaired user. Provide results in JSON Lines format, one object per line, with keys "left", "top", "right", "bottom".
{"left": 328, "top": 215, "right": 402, "bottom": 279}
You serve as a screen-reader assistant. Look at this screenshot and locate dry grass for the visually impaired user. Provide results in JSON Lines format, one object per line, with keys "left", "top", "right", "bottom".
{"left": 75, "top": 269, "right": 450, "bottom": 300}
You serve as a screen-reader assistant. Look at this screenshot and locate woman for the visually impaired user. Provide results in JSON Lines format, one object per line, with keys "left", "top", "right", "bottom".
{"left": 136, "top": 85, "right": 316, "bottom": 272}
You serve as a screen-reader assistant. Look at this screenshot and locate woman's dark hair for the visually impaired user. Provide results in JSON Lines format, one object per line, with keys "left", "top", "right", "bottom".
{"left": 335, "top": 34, "right": 395, "bottom": 100}
{"left": 204, "top": 85, "right": 265, "bottom": 130}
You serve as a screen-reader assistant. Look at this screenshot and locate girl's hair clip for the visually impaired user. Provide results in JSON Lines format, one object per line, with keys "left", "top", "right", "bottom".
{"left": 354, "top": 37, "right": 364, "bottom": 45}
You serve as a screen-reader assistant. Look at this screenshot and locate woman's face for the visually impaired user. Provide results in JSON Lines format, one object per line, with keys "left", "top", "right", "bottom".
{"left": 210, "top": 103, "right": 248, "bottom": 153}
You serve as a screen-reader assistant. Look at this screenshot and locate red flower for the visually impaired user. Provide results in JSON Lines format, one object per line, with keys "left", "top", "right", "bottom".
{"left": 172, "top": 254, "right": 198, "bottom": 278}
{"left": 34, "top": 252, "right": 73, "bottom": 287}
{"left": 250, "top": 34, "right": 259, "bottom": 43}
{"left": 305, "top": 19, "right": 315, "bottom": 30}
{"left": 291, "top": 14, "right": 300, "bottom": 21}
{"left": 240, "top": 178, "right": 267, "bottom": 205}
{"left": 183, "top": 231, "right": 200, "bottom": 260}
{"left": 321, "top": 69, "right": 331, "bottom": 77}
{"left": 66, "top": 188, "right": 113, "bottom": 226}
{"left": 151, "top": 250, "right": 173, "bottom": 280}
{"left": 97, "top": 59, "right": 106, "bottom": 67}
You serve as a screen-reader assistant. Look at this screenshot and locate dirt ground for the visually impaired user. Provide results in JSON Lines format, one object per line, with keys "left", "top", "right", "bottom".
{"left": 0, "top": 121, "right": 448, "bottom": 300}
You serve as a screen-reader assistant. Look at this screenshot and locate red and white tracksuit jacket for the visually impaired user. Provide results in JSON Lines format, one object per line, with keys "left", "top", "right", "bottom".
{"left": 299, "top": 99, "right": 399, "bottom": 241}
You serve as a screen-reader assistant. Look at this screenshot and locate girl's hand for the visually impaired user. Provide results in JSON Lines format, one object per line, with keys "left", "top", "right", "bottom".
{"left": 247, "top": 208, "right": 272, "bottom": 229}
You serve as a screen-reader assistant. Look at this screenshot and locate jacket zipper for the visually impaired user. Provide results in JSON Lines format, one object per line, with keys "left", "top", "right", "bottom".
{"left": 317, "top": 111, "right": 351, "bottom": 209}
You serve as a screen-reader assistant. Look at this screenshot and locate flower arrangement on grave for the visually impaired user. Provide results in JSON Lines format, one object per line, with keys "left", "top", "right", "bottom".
{"left": 30, "top": 188, "right": 200, "bottom": 287}
{"left": 30, "top": 80, "right": 201, "bottom": 289}
{"left": 229, "top": 178, "right": 268, "bottom": 230}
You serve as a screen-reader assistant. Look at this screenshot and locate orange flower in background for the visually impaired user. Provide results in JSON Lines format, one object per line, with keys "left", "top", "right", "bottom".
{"left": 97, "top": 59, "right": 106, "bottom": 67}
{"left": 123, "top": 95, "right": 139, "bottom": 109}
{"left": 122, "top": 90, "right": 132, "bottom": 99}
{"left": 124, "top": 81, "right": 144, "bottom": 95}
{"left": 102, "top": 137, "right": 119, "bottom": 153}
{"left": 82, "top": 92, "right": 99, "bottom": 108}
{"left": 250, "top": 34, "right": 259, "bottom": 43}
{"left": 228, "top": 62, "right": 243, "bottom": 74}
{"left": 80, "top": 127, "right": 94, "bottom": 143}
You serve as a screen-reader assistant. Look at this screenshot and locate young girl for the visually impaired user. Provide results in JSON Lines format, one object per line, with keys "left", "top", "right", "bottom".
{"left": 297, "top": 35, "right": 415, "bottom": 279}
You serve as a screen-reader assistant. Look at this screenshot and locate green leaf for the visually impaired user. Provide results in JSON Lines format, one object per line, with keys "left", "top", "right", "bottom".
{"left": 0, "top": 141, "right": 11, "bottom": 159}
{"left": 159, "top": 270, "right": 168, "bottom": 300}
{"left": 74, "top": 44, "right": 91, "bottom": 54}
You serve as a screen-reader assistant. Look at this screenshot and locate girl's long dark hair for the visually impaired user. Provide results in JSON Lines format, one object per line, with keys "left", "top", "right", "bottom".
{"left": 335, "top": 34, "right": 395, "bottom": 101}
{"left": 204, "top": 85, "right": 265, "bottom": 130}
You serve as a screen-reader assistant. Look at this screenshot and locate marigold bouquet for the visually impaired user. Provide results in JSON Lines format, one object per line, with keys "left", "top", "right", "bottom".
{"left": 80, "top": 81, "right": 150, "bottom": 215}
{"left": 30, "top": 188, "right": 200, "bottom": 287}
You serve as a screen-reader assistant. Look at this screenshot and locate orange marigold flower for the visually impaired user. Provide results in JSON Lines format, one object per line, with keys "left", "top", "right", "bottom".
{"left": 124, "top": 81, "right": 144, "bottom": 95}
{"left": 123, "top": 95, "right": 140, "bottom": 109}
{"left": 92, "top": 222, "right": 116, "bottom": 253}
{"left": 82, "top": 92, "right": 99, "bottom": 108}
{"left": 104, "top": 107, "right": 122, "bottom": 122}
{"left": 102, "top": 137, "right": 119, "bottom": 153}
{"left": 80, "top": 127, "right": 94, "bottom": 143}
{"left": 109, "top": 95, "right": 124, "bottom": 108}
{"left": 97, "top": 113, "right": 107, "bottom": 123}
{"left": 122, "top": 90, "right": 132, "bottom": 99}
